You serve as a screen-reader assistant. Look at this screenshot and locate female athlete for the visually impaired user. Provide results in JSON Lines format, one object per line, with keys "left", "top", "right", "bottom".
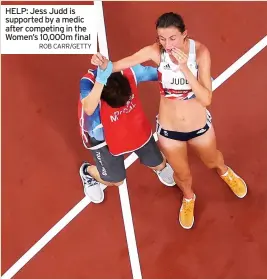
{"left": 91, "top": 12, "right": 247, "bottom": 229}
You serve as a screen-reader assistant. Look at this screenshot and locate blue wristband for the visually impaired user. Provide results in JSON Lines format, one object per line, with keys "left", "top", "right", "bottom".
{"left": 95, "top": 61, "right": 113, "bottom": 85}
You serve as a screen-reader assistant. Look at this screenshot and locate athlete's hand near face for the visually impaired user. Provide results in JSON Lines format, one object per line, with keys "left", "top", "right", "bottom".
{"left": 171, "top": 48, "right": 188, "bottom": 68}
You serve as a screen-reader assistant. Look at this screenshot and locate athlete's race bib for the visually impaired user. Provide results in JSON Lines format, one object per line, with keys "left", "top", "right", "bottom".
{"left": 160, "top": 61, "right": 198, "bottom": 91}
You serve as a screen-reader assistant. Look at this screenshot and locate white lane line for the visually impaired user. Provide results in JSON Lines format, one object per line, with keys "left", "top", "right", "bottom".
{"left": 212, "top": 35, "right": 267, "bottom": 91}
{"left": 118, "top": 181, "right": 142, "bottom": 279}
{"left": 1, "top": 197, "right": 91, "bottom": 279}
{"left": 94, "top": 2, "right": 142, "bottom": 278}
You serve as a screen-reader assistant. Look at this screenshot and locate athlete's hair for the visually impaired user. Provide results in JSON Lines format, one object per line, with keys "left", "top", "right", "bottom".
{"left": 101, "top": 72, "right": 132, "bottom": 108}
{"left": 156, "top": 12, "right": 186, "bottom": 33}
{"left": 155, "top": 12, "right": 188, "bottom": 53}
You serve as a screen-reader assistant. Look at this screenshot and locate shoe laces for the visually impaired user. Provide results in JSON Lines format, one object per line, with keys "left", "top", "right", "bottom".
{"left": 182, "top": 199, "right": 194, "bottom": 216}
{"left": 224, "top": 170, "right": 240, "bottom": 190}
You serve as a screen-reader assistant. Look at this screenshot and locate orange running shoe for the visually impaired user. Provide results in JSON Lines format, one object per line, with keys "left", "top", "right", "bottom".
{"left": 179, "top": 194, "right": 196, "bottom": 229}
{"left": 220, "top": 166, "right": 247, "bottom": 198}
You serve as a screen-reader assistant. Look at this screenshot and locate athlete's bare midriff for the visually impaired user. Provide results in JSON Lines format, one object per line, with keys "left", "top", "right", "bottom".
{"left": 158, "top": 96, "right": 207, "bottom": 132}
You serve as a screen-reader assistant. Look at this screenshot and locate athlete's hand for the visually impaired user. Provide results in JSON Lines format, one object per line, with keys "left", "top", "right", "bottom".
{"left": 91, "top": 53, "right": 106, "bottom": 67}
{"left": 99, "top": 58, "right": 110, "bottom": 71}
{"left": 171, "top": 48, "right": 188, "bottom": 67}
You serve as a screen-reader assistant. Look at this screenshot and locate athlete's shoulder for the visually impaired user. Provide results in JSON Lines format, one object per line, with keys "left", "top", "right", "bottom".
{"left": 140, "top": 43, "right": 161, "bottom": 60}
{"left": 151, "top": 43, "right": 161, "bottom": 56}
{"left": 151, "top": 42, "right": 160, "bottom": 51}
{"left": 195, "top": 40, "right": 210, "bottom": 59}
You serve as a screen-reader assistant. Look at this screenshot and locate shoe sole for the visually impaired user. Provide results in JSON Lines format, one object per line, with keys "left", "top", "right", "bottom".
{"left": 79, "top": 163, "right": 105, "bottom": 204}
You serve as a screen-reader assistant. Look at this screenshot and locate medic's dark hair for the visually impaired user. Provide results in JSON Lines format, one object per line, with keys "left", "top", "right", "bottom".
{"left": 101, "top": 72, "right": 132, "bottom": 108}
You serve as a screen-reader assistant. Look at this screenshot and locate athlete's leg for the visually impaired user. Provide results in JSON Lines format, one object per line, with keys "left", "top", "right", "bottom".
{"left": 158, "top": 134, "right": 196, "bottom": 229}
{"left": 158, "top": 135, "right": 193, "bottom": 197}
{"left": 188, "top": 125, "right": 247, "bottom": 198}
{"left": 188, "top": 125, "right": 227, "bottom": 174}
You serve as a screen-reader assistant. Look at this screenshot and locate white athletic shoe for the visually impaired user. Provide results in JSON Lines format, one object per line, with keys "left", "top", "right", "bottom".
{"left": 79, "top": 162, "right": 104, "bottom": 203}
{"left": 154, "top": 162, "right": 176, "bottom": 187}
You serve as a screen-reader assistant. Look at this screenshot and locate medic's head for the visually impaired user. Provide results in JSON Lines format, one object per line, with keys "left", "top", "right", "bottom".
{"left": 101, "top": 72, "right": 132, "bottom": 108}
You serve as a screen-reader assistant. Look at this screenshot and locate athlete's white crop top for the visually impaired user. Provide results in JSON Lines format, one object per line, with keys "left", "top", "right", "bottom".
{"left": 157, "top": 39, "right": 198, "bottom": 100}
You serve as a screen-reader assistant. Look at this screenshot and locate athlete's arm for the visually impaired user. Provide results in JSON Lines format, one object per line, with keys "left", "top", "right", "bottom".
{"left": 80, "top": 78, "right": 103, "bottom": 116}
{"left": 131, "top": 64, "right": 158, "bottom": 83}
{"left": 91, "top": 44, "right": 160, "bottom": 73}
{"left": 173, "top": 45, "right": 212, "bottom": 107}
{"left": 113, "top": 44, "right": 160, "bottom": 72}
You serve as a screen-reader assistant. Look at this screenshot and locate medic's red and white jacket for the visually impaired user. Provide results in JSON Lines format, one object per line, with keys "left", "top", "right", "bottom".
{"left": 78, "top": 64, "right": 158, "bottom": 156}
